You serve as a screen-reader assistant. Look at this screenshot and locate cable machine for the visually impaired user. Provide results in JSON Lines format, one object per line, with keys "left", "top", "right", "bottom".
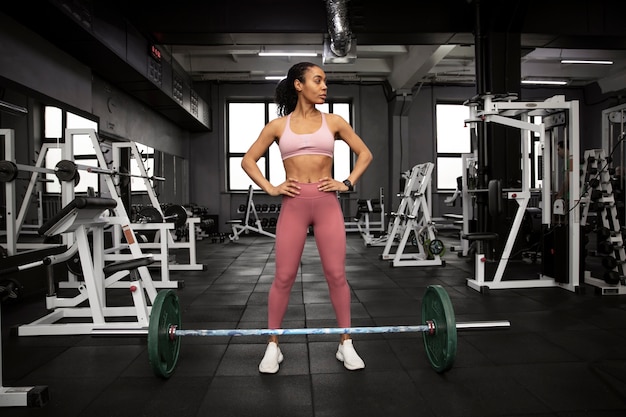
{"left": 463, "top": 94, "right": 581, "bottom": 293}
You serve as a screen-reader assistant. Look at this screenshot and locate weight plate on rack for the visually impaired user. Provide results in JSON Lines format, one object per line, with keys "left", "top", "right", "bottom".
{"left": 54, "top": 160, "right": 78, "bottom": 182}
{"left": 0, "top": 160, "right": 18, "bottom": 182}
{"left": 428, "top": 239, "right": 445, "bottom": 256}
{"left": 138, "top": 206, "right": 163, "bottom": 223}
{"left": 164, "top": 204, "right": 188, "bottom": 229}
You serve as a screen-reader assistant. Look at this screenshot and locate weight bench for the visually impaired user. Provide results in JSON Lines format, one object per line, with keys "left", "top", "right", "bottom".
{"left": 17, "top": 196, "right": 157, "bottom": 336}
{"left": 462, "top": 232, "right": 499, "bottom": 291}
{"left": 354, "top": 190, "right": 388, "bottom": 246}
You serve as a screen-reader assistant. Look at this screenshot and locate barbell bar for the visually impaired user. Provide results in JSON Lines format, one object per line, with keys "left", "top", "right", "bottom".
{"left": 55, "top": 160, "right": 166, "bottom": 183}
{"left": 172, "top": 321, "right": 509, "bottom": 337}
{"left": 146, "top": 285, "right": 511, "bottom": 379}
{"left": 0, "top": 159, "right": 165, "bottom": 184}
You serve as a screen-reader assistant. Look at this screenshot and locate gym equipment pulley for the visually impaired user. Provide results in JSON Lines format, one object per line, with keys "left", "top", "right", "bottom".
{"left": 144, "top": 285, "right": 510, "bottom": 378}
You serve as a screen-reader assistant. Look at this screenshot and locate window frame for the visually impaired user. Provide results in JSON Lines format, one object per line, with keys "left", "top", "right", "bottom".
{"left": 43, "top": 105, "right": 101, "bottom": 194}
{"left": 226, "top": 100, "right": 355, "bottom": 192}
{"left": 434, "top": 102, "right": 472, "bottom": 191}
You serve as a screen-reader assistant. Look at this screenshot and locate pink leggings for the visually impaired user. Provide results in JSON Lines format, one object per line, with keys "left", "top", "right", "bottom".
{"left": 268, "top": 182, "right": 351, "bottom": 329}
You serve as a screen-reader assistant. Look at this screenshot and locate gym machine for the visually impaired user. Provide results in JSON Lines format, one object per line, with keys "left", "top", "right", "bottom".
{"left": 15, "top": 196, "right": 155, "bottom": 336}
{"left": 380, "top": 163, "right": 445, "bottom": 267}
{"left": 111, "top": 141, "right": 205, "bottom": 276}
{"left": 0, "top": 130, "right": 68, "bottom": 255}
{"left": 463, "top": 94, "right": 581, "bottom": 293}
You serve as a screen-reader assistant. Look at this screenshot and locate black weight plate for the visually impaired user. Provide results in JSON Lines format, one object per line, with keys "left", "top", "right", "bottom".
{"left": 164, "top": 204, "right": 188, "bottom": 229}
{"left": 148, "top": 289, "right": 182, "bottom": 379}
{"left": 421, "top": 285, "right": 457, "bottom": 373}
{"left": 0, "top": 160, "right": 19, "bottom": 182}
{"left": 55, "top": 160, "right": 78, "bottom": 182}
{"left": 139, "top": 206, "right": 163, "bottom": 223}
{"left": 66, "top": 253, "right": 83, "bottom": 277}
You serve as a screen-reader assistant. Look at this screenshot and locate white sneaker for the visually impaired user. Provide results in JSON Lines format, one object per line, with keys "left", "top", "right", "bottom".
{"left": 336, "top": 339, "right": 365, "bottom": 370}
{"left": 258, "top": 342, "right": 283, "bottom": 374}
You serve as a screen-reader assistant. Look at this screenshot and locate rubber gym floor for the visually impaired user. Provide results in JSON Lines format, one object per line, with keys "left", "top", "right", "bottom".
{"left": 2, "top": 232, "right": 626, "bottom": 417}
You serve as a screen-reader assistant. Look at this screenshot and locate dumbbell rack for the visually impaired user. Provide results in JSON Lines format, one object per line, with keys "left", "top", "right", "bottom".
{"left": 228, "top": 185, "right": 277, "bottom": 241}
{"left": 581, "top": 149, "right": 626, "bottom": 295}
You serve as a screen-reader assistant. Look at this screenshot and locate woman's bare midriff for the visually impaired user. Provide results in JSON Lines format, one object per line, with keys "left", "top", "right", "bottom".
{"left": 283, "top": 154, "right": 333, "bottom": 183}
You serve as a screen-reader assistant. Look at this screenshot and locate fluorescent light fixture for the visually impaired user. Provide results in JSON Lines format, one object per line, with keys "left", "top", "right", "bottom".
{"left": 265, "top": 75, "right": 286, "bottom": 80}
{"left": 522, "top": 79, "right": 568, "bottom": 86}
{"left": 561, "top": 59, "right": 613, "bottom": 65}
{"left": 258, "top": 52, "right": 318, "bottom": 57}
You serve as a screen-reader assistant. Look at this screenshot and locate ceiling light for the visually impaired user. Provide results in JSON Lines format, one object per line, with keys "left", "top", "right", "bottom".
{"left": 522, "top": 79, "right": 568, "bottom": 86}
{"left": 258, "top": 52, "right": 318, "bottom": 57}
{"left": 265, "top": 75, "right": 286, "bottom": 80}
{"left": 560, "top": 59, "right": 613, "bottom": 65}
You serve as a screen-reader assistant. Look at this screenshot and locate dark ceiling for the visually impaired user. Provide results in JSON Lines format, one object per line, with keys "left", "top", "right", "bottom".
{"left": 112, "top": 0, "right": 626, "bottom": 90}
{"left": 3, "top": 0, "right": 626, "bottom": 130}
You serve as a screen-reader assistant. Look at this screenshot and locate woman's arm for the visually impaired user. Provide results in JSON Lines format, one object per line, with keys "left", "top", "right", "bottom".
{"left": 241, "top": 118, "right": 300, "bottom": 197}
{"left": 241, "top": 121, "right": 280, "bottom": 194}
{"left": 330, "top": 113, "right": 373, "bottom": 188}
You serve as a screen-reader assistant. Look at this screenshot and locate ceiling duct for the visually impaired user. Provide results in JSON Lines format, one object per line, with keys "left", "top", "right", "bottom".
{"left": 323, "top": 0, "right": 356, "bottom": 64}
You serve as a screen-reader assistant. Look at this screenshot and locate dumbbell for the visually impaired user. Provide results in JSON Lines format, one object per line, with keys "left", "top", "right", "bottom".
{"left": 603, "top": 270, "right": 622, "bottom": 285}
{"left": 590, "top": 189, "right": 605, "bottom": 201}
{"left": 597, "top": 240, "right": 622, "bottom": 255}
{"left": 601, "top": 256, "right": 626, "bottom": 270}
{"left": 597, "top": 226, "right": 612, "bottom": 241}
{"left": 588, "top": 178, "right": 600, "bottom": 188}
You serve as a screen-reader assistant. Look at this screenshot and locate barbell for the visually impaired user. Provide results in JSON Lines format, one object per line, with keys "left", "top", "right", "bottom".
{"left": 0, "top": 159, "right": 165, "bottom": 184}
{"left": 146, "top": 285, "right": 510, "bottom": 379}
{"left": 137, "top": 205, "right": 188, "bottom": 229}
{"left": 0, "top": 160, "right": 79, "bottom": 184}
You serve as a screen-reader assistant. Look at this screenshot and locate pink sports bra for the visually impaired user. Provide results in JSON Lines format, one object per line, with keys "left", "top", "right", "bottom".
{"left": 278, "top": 113, "right": 335, "bottom": 160}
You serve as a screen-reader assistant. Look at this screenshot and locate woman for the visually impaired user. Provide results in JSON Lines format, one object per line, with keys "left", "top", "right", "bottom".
{"left": 241, "top": 62, "right": 373, "bottom": 373}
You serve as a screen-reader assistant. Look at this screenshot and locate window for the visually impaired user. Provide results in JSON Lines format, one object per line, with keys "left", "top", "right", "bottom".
{"left": 130, "top": 143, "right": 155, "bottom": 192}
{"left": 43, "top": 107, "right": 155, "bottom": 194}
{"left": 435, "top": 104, "right": 471, "bottom": 190}
{"left": 44, "top": 106, "right": 99, "bottom": 193}
{"left": 227, "top": 101, "right": 354, "bottom": 191}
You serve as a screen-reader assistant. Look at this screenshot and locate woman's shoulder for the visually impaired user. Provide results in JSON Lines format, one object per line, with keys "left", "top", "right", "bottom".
{"left": 323, "top": 112, "right": 349, "bottom": 129}
{"left": 266, "top": 115, "right": 288, "bottom": 136}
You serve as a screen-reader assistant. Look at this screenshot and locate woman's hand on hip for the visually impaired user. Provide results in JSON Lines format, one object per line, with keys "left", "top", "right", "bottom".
{"left": 270, "top": 178, "right": 300, "bottom": 197}
{"left": 317, "top": 177, "right": 344, "bottom": 192}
